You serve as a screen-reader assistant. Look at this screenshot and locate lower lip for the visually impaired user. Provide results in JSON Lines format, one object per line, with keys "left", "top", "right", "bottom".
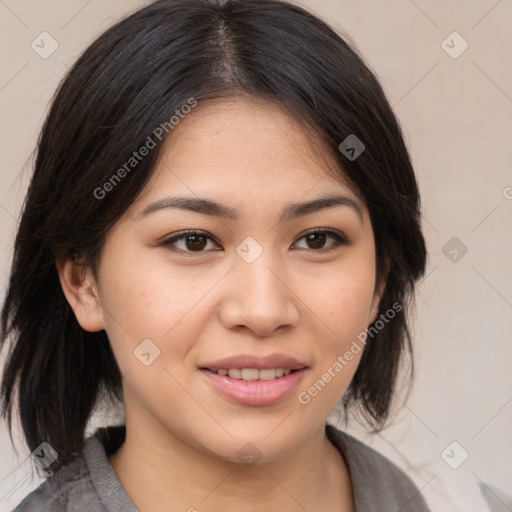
{"left": 200, "top": 369, "right": 307, "bottom": 406}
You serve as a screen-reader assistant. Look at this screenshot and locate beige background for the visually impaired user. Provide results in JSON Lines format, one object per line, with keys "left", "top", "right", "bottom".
{"left": 1, "top": 1, "right": 511, "bottom": 510}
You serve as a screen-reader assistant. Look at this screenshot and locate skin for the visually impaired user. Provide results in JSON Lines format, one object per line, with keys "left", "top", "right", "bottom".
{"left": 57, "top": 96, "right": 386, "bottom": 512}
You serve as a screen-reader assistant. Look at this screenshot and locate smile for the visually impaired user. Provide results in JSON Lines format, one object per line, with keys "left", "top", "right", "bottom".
{"left": 200, "top": 367, "right": 307, "bottom": 406}
{"left": 205, "top": 368, "right": 293, "bottom": 380}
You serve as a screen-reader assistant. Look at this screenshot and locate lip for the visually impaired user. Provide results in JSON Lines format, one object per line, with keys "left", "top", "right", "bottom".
{"left": 199, "top": 353, "right": 307, "bottom": 371}
{"left": 200, "top": 367, "right": 307, "bottom": 406}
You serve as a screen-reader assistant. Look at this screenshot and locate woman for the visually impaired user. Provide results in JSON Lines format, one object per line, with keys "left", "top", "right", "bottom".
{"left": 1, "top": 0, "right": 429, "bottom": 510}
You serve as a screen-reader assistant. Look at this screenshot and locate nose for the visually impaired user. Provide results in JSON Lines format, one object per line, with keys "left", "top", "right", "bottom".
{"left": 218, "top": 251, "right": 300, "bottom": 337}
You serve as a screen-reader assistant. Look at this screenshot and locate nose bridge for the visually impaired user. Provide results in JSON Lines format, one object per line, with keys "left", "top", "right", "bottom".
{"left": 235, "top": 238, "right": 286, "bottom": 301}
{"left": 220, "top": 240, "right": 299, "bottom": 335}
{"left": 237, "top": 248, "right": 282, "bottom": 298}
{"left": 234, "top": 233, "right": 281, "bottom": 288}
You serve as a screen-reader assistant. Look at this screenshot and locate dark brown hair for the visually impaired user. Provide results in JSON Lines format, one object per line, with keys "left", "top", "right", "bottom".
{"left": 0, "top": 0, "right": 427, "bottom": 476}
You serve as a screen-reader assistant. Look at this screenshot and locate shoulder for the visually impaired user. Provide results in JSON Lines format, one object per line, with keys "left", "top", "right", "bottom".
{"left": 10, "top": 474, "right": 68, "bottom": 512}
{"left": 11, "top": 438, "right": 106, "bottom": 512}
{"left": 326, "top": 424, "right": 431, "bottom": 512}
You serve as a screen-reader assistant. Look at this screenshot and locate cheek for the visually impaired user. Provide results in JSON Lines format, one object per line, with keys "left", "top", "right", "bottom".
{"left": 296, "top": 275, "right": 374, "bottom": 411}
{"left": 331, "top": 283, "right": 375, "bottom": 341}
{"left": 97, "top": 250, "right": 222, "bottom": 372}
{"left": 99, "top": 244, "right": 191, "bottom": 332}
{"left": 306, "top": 260, "right": 377, "bottom": 349}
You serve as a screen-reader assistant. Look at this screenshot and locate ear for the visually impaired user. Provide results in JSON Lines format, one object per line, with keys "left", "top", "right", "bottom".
{"left": 55, "top": 258, "right": 106, "bottom": 332}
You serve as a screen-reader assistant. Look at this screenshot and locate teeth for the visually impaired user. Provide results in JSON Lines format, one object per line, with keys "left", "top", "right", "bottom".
{"left": 214, "top": 368, "right": 294, "bottom": 380}
{"left": 228, "top": 369, "right": 242, "bottom": 379}
{"left": 258, "top": 369, "right": 278, "bottom": 381}
{"left": 241, "top": 368, "right": 259, "bottom": 380}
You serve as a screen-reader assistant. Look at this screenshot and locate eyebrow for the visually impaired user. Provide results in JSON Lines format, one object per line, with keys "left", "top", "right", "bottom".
{"left": 136, "top": 193, "right": 363, "bottom": 223}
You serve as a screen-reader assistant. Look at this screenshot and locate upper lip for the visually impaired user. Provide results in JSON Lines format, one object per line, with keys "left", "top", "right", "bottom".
{"left": 200, "top": 353, "right": 308, "bottom": 371}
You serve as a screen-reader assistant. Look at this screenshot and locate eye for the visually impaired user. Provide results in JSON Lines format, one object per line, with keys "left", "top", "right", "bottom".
{"left": 293, "top": 229, "right": 351, "bottom": 252}
{"left": 161, "top": 230, "right": 219, "bottom": 255}
{"left": 161, "top": 228, "right": 351, "bottom": 256}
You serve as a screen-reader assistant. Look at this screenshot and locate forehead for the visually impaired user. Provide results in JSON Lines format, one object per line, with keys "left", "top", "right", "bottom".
{"left": 133, "top": 96, "right": 359, "bottom": 210}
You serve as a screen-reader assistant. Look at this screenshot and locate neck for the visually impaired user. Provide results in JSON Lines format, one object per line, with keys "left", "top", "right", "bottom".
{"left": 107, "top": 406, "right": 353, "bottom": 512}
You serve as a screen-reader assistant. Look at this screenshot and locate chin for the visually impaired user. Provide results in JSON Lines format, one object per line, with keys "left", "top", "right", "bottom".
{"left": 192, "top": 426, "right": 306, "bottom": 466}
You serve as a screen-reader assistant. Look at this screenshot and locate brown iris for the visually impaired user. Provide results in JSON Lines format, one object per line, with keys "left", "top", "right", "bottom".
{"left": 185, "top": 235, "right": 208, "bottom": 251}
{"left": 305, "top": 232, "right": 327, "bottom": 250}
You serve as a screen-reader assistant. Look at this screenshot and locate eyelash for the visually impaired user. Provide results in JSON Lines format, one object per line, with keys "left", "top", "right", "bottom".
{"left": 160, "top": 229, "right": 351, "bottom": 257}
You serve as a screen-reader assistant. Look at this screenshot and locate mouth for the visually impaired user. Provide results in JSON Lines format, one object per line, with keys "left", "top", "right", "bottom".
{"left": 202, "top": 367, "right": 297, "bottom": 381}
{"left": 198, "top": 354, "right": 308, "bottom": 406}
{"left": 200, "top": 353, "right": 307, "bottom": 373}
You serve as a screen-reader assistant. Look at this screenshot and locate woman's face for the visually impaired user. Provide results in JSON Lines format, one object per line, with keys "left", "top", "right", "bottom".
{"left": 78, "top": 97, "right": 383, "bottom": 463}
